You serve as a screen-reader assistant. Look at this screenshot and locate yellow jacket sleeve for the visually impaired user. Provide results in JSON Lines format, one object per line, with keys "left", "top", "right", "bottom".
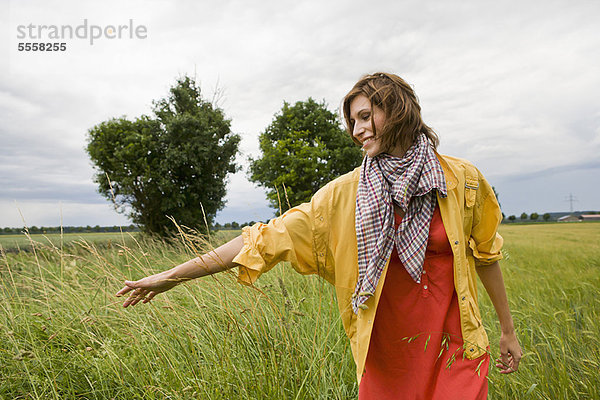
{"left": 233, "top": 201, "right": 319, "bottom": 286}
{"left": 468, "top": 170, "right": 504, "bottom": 266}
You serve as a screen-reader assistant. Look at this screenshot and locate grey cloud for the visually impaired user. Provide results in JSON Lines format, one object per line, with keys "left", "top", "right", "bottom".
{"left": 2, "top": 0, "right": 599, "bottom": 227}
{"left": 498, "top": 160, "right": 600, "bottom": 182}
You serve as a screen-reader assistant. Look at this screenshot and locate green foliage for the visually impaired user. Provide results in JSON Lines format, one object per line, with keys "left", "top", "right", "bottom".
{"left": 543, "top": 213, "right": 551, "bottom": 221}
{"left": 520, "top": 212, "right": 528, "bottom": 220}
{"left": 530, "top": 212, "right": 539, "bottom": 220}
{"left": 508, "top": 215, "right": 516, "bottom": 221}
{"left": 249, "top": 98, "right": 363, "bottom": 211}
{"left": 86, "top": 76, "right": 240, "bottom": 235}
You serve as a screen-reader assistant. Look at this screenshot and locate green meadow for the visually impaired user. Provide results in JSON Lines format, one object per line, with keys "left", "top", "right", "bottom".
{"left": 0, "top": 232, "right": 139, "bottom": 253}
{"left": 0, "top": 223, "right": 598, "bottom": 399}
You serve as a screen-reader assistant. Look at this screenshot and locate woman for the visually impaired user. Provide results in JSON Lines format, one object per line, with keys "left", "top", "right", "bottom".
{"left": 116, "top": 72, "right": 522, "bottom": 399}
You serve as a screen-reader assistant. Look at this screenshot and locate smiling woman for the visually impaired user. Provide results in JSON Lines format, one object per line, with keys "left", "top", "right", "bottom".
{"left": 348, "top": 94, "right": 391, "bottom": 157}
{"left": 343, "top": 73, "right": 439, "bottom": 160}
{"left": 117, "top": 72, "right": 522, "bottom": 400}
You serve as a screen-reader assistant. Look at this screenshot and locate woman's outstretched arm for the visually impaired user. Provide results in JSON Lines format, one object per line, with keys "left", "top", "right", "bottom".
{"left": 476, "top": 261, "right": 523, "bottom": 373}
{"left": 115, "top": 235, "right": 244, "bottom": 308}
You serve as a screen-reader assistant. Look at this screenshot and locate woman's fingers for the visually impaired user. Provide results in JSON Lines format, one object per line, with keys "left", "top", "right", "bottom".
{"left": 115, "top": 283, "right": 135, "bottom": 297}
{"left": 495, "top": 354, "right": 519, "bottom": 374}
{"left": 498, "top": 333, "right": 522, "bottom": 373}
{"left": 117, "top": 280, "right": 153, "bottom": 307}
{"left": 501, "top": 351, "right": 511, "bottom": 370}
{"left": 143, "top": 292, "right": 158, "bottom": 304}
{"left": 129, "top": 293, "right": 145, "bottom": 306}
{"left": 117, "top": 274, "right": 174, "bottom": 307}
{"left": 122, "top": 287, "right": 148, "bottom": 308}
{"left": 116, "top": 287, "right": 130, "bottom": 297}
{"left": 512, "top": 350, "right": 522, "bottom": 371}
{"left": 116, "top": 280, "right": 142, "bottom": 297}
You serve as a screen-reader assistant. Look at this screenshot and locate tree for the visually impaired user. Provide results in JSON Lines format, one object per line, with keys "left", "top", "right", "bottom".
{"left": 249, "top": 98, "right": 363, "bottom": 211}
{"left": 87, "top": 76, "right": 240, "bottom": 234}
{"left": 520, "top": 213, "right": 528, "bottom": 220}
{"left": 530, "top": 212, "right": 539, "bottom": 221}
{"left": 492, "top": 186, "right": 501, "bottom": 208}
{"left": 508, "top": 215, "right": 516, "bottom": 221}
{"left": 543, "top": 213, "right": 551, "bottom": 221}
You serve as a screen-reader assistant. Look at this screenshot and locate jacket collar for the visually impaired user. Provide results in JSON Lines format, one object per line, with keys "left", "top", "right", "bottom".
{"left": 436, "top": 152, "right": 457, "bottom": 190}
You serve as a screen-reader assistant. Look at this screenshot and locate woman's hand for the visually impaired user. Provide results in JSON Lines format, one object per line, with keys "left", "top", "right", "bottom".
{"left": 116, "top": 270, "right": 182, "bottom": 308}
{"left": 476, "top": 262, "right": 522, "bottom": 373}
{"left": 117, "top": 235, "right": 244, "bottom": 307}
{"left": 495, "top": 330, "right": 522, "bottom": 374}
{"left": 115, "top": 235, "right": 244, "bottom": 308}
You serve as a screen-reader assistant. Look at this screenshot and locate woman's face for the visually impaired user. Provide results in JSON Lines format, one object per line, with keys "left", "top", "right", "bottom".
{"left": 349, "top": 95, "right": 403, "bottom": 158}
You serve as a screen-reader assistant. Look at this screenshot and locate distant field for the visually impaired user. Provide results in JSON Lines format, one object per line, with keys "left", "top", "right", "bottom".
{"left": 0, "top": 223, "right": 598, "bottom": 399}
{"left": 0, "top": 230, "right": 242, "bottom": 252}
{"left": 0, "top": 232, "right": 140, "bottom": 251}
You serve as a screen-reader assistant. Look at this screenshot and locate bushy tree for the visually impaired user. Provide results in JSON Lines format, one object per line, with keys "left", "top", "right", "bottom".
{"left": 249, "top": 98, "right": 363, "bottom": 211}
{"left": 530, "top": 212, "right": 539, "bottom": 221}
{"left": 520, "top": 213, "right": 528, "bottom": 220}
{"left": 87, "top": 76, "right": 240, "bottom": 234}
{"left": 543, "top": 213, "right": 551, "bottom": 221}
{"left": 508, "top": 215, "right": 516, "bottom": 221}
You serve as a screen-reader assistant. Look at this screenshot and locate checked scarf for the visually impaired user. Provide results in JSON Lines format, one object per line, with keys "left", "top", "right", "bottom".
{"left": 352, "top": 134, "right": 447, "bottom": 314}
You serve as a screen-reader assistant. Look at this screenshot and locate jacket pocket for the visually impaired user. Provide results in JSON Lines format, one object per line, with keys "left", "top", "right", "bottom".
{"left": 465, "top": 178, "right": 478, "bottom": 208}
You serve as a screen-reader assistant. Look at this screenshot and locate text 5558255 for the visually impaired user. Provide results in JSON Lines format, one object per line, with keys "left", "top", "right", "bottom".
{"left": 17, "top": 42, "right": 67, "bottom": 51}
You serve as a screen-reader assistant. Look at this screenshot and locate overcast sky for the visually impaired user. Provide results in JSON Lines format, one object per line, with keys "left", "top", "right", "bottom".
{"left": 1, "top": 0, "right": 598, "bottom": 228}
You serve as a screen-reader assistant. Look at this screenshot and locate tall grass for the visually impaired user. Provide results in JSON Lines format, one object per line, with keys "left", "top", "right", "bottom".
{"left": 0, "top": 223, "right": 598, "bottom": 399}
{"left": 483, "top": 223, "right": 600, "bottom": 399}
{"left": 0, "top": 230, "right": 356, "bottom": 399}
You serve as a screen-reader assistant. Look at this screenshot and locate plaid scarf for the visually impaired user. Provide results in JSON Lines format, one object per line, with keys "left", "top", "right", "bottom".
{"left": 352, "top": 134, "right": 447, "bottom": 313}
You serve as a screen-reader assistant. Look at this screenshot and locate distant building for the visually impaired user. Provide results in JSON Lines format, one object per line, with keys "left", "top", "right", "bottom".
{"left": 558, "top": 215, "right": 581, "bottom": 222}
{"left": 580, "top": 214, "right": 600, "bottom": 221}
{"left": 502, "top": 211, "right": 599, "bottom": 223}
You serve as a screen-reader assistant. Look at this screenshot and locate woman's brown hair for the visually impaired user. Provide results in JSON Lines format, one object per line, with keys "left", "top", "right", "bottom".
{"left": 342, "top": 72, "right": 439, "bottom": 155}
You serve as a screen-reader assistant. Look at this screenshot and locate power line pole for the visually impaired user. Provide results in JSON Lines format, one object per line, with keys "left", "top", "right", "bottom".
{"left": 565, "top": 193, "right": 578, "bottom": 213}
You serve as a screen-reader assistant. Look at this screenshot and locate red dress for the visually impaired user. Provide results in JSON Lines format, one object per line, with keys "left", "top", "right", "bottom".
{"left": 359, "top": 206, "right": 489, "bottom": 400}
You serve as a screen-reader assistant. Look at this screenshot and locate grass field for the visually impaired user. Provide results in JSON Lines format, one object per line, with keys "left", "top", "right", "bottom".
{"left": 0, "top": 232, "right": 140, "bottom": 252}
{"left": 0, "top": 230, "right": 240, "bottom": 252}
{"left": 0, "top": 223, "right": 598, "bottom": 399}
